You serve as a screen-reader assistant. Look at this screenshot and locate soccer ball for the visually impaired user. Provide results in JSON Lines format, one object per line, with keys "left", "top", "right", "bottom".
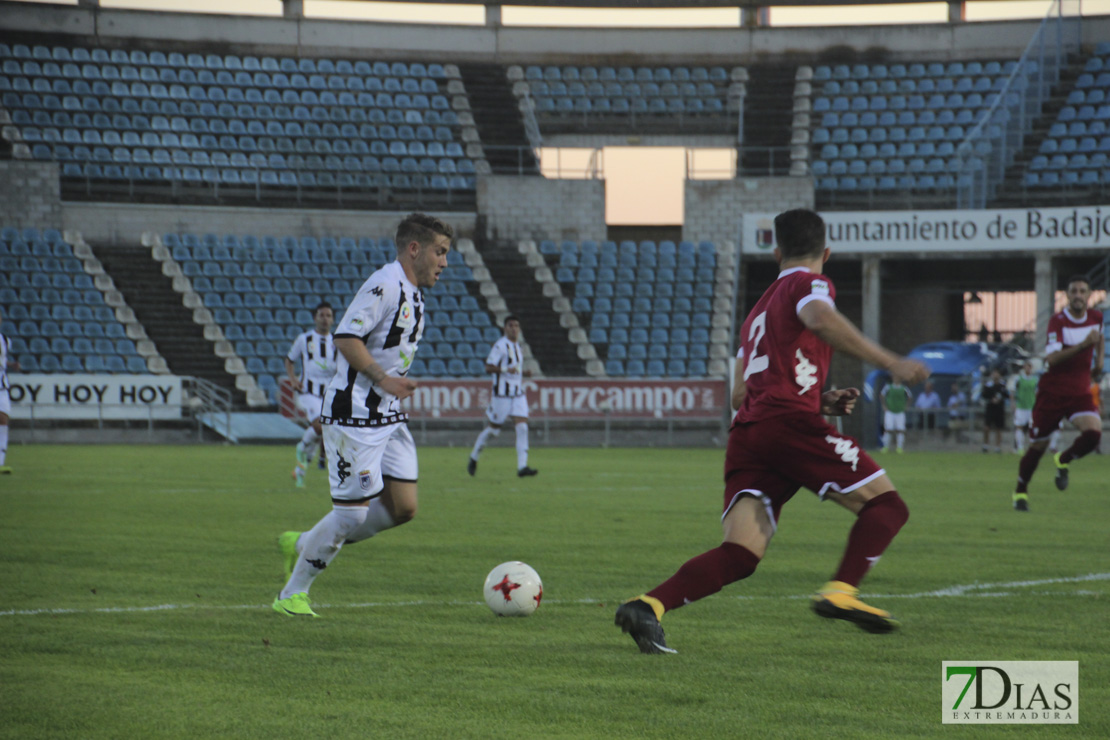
{"left": 483, "top": 561, "right": 543, "bottom": 617}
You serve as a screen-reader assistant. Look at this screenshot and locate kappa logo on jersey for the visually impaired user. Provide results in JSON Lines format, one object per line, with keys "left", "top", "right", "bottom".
{"left": 810, "top": 279, "right": 830, "bottom": 296}
{"left": 825, "top": 434, "right": 860, "bottom": 471}
{"left": 794, "top": 349, "right": 818, "bottom": 395}
{"left": 336, "top": 454, "right": 351, "bottom": 485}
{"left": 359, "top": 469, "right": 372, "bottom": 490}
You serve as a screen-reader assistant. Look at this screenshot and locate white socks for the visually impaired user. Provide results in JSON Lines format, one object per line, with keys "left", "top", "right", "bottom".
{"left": 882, "top": 432, "right": 892, "bottom": 450}
{"left": 0, "top": 424, "right": 7, "bottom": 465}
{"left": 896, "top": 432, "right": 905, "bottom": 451}
{"left": 1015, "top": 429, "right": 1025, "bottom": 451}
{"left": 280, "top": 505, "right": 368, "bottom": 598}
{"left": 344, "top": 498, "right": 398, "bottom": 544}
{"left": 516, "top": 422, "right": 529, "bottom": 469}
{"left": 470, "top": 425, "right": 500, "bottom": 460}
{"left": 298, "top": 427, "right": 320, "bottom": 463}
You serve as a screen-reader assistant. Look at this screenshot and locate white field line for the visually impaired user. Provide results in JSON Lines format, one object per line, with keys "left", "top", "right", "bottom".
{"left": 1, "top": 572, "right": 1107, "bottom": 618}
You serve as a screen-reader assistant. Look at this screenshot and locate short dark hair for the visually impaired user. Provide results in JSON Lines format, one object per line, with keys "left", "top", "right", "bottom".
{"left": 314, "top": 301, "right": 333, "bottom": 315}
{"left": 504, "top": 315, "right": 520, "bottom": 326}
{"left": 1066, "top": 274, "right": 1090, "bottom": 289}
{"left": 774, "top": 209, "right": 826, "bottom": 259}
{"left": 395, "top": 212, "right": 454, "bottom": 251}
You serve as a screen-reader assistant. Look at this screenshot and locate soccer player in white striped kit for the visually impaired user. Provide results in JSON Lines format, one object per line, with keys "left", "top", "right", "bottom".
{"left": 467, "top": 315, "right": 538, "bottom": 477}
{"left": 273, "top": 213, "right": 453, "bottom": 617}
{"left": 285, "top": 301, "right": 338, "bottom": 487}
{"left": 0, "top": 307, "right": 19, "bottom": 474}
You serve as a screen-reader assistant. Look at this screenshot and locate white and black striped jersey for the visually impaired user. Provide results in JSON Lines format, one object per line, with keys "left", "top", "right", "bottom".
{"left": 287, "top": 330, "right": 338, "bottom": 398}
{"left": 323, "top": 260, "right": 424, "bottom": 426}
{"left": 486, "top": 336, "right": 525, "bottom": 398}
{"left": 0, "top": 333, "right": 10, "bottom": 391}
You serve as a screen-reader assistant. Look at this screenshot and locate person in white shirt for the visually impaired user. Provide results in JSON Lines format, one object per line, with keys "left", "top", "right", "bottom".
{"left": 0, "top": 307, "right": 20, "bottom": 474}
{"left": 285, "top": 302, "right": 337, "bottom": 487}
{"left": 467, "top": 316, "right": 537, "bottom": 477}
{"left": 913, "top": 379, "right": 942, "bottom": 430}
{"left": 272, "top": 213, "right": 453, "bottom": 618}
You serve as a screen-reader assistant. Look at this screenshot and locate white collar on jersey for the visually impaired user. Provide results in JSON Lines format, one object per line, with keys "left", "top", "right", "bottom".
{"left": 777, "top": 266, "right": 812, "bottom": 279}
{"left": 310, "top": 329, "right": 331, "bottom": 339}
{"left": 1062, "top": 308, "right": 1089, "bottom": 323}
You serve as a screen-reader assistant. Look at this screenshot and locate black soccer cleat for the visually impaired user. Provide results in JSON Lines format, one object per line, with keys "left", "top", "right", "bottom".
{"left": 467, "top": 457, "right": 477, "bottom": 476}
{"left": 317, "top": 457, "right": 326, "bottom": 470}
{"left": 614, "top": 599, "right": 676, "bottom": 654}
{"left": 1052, "top": 452, "right": 1069, "bottom": 491}
{"left": 517, "top": 466, "right": 538, "bottom": 477}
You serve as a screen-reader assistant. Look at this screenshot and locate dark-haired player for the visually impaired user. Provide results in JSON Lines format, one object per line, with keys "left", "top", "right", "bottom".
{"left": 467, "top": 315, "right": 537, "bottom": 477}
{"left": 273, "top": 213, "right": 453, "bottom": 617}
{"left": 285, "top": 301, "right": 337, "bottom": 487}
{"left": 615, "top": 208, "right": 929, "bottom": 653}
{"left": 1012, "top": 274, "right": 1103, "bottom": 511}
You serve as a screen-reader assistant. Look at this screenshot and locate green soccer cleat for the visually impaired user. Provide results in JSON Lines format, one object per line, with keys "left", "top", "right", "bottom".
{"left": 1053, "top": 452, "right": 1069, "bottom": 491}
{"left": 0, "top": 466, "right": 12, "bottom": 475}
{"left": 296, "top": 443, "right": 308, "bottom": 467}
{"left": 1012, "top": 493, "right": 1030, "bottom": 512}
{"left": 812, "top": 581, "right": 900, "bottom": 634}
{"left": 278, "top": 531, "right": 300, "bottom": 581}
{"left": 272, "top": 592, "right": 318, "bottom": 618}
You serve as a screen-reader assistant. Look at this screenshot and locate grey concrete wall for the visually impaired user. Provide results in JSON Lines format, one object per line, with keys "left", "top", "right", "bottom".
{"left": 2, "top": 0, "right": 1102, "bottom": 65}
{"left": 478, "top": 175, "right": 606, "bottom": 243}
{"left": 684, "top": 177, "right": 813, "bottom": 247}
{"left": 62, "top": 201, "right": 476, "bottom": 246}
{"left": 0, "top": 161, "right": 62, "bottom": 230}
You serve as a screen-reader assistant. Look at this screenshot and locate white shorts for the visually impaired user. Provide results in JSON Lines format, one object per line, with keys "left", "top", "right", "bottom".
{"left": 1013, "top": 408, "right": 1033, "bottom": 427}
{"left": 0, "top": 389, "right": 9, "bottom": 415}
{"left": 323, "top": 422, "right": 418, "bottom": 503}
{"left": 487, "top": 394, "right": 529, "bottom": 425}
{"left": 883, "top": 411, "right": 907, "bottom": 432}
{"left": 297, "top": 393, "right": 324, "bottom": 422}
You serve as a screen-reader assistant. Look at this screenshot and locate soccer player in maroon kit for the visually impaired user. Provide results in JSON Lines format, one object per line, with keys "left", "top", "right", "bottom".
{"left": 1012, "top": 275, "right": 1104, "bottom": 511}
{"left": 614, "top": 209, "right": 929, "bottom": 654}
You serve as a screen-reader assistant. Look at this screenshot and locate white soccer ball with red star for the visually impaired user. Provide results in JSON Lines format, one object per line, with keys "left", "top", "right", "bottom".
{"left": 483, "top": 561, "right": 543, "bottom": 617}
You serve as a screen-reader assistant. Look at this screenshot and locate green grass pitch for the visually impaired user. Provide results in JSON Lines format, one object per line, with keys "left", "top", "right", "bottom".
{"left": 1, "top": 444, "right": 1108, "bottom": 738}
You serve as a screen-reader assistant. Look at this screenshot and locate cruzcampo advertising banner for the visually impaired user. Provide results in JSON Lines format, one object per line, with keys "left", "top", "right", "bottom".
{"left": 743, "top": 206, "right": 1110, "bottom": 255}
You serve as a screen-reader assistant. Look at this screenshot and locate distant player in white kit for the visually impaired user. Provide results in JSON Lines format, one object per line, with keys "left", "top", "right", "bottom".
{"left": 467, "top": 315, "right": 538, "bottom": 478}
{"left": 0, "top": 307, "right": 19, "bottom": 474}
{"left": 285, "top": 302, "right": 338, "bottom": 488}
{"left": 272, "top": 213, "right": 453, "bottom": 618}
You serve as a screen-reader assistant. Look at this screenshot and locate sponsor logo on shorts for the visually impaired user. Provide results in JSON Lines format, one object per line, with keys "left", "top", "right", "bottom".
{"left": 824, "top": 434, "right": 860, "bottom": 471}
{"left": 336, "top": 454, "right": 351, "bottom": 485}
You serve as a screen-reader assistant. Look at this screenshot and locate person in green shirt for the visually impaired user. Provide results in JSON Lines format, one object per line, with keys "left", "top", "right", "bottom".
{"left": 881, "top": 379, "right": 912, "bottom": 453}
{"left": 1012, "top": 361, "right": 1039, "bottom": 453}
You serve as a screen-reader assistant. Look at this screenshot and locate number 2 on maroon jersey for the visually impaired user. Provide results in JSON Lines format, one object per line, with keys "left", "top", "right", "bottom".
{"left": 743, "top": 311, "right": 769, "bottom": 381}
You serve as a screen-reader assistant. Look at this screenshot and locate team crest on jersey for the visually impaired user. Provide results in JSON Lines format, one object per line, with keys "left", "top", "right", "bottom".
{"left": 810, "top": 279, "right": 829, "bottom": 296}
{"left": 396, "top": 301, "right": 415, "bottom": 329}
{"left": 1047, "top": 331, "right": 1057, "bottom": 344}
{"left": 359, "top": 470, "right": 372, "bottom": 490}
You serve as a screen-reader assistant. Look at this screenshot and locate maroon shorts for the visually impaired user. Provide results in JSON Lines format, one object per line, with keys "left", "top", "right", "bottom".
{"left": 723, "top": 413, "right": 885, "bottom": 529}
{"left": 1030, "top": 392, "right": 1099, "bottom": 440}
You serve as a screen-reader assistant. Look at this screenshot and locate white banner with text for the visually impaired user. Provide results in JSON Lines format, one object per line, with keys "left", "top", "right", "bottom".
{"left": 742, "top": 206, "right": 1110, "bottom": 255}
{"left": 6, "top": 374, "right": 184, "bottom": 420}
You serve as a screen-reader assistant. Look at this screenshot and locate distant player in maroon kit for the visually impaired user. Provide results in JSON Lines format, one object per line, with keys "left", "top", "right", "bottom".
{"left": 1012, "top": 275, "right": 1104, "bottom": 511}
{"left": 614, "top": 209, "right": 930, "bottom": 654}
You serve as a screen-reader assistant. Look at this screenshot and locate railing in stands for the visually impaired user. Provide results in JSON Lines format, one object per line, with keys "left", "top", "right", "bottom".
{"left": 183, "top": 375, "right": 233, "bottom": 441}
{"left": 956, "top": 0, "right": 1082, "bottom": 208}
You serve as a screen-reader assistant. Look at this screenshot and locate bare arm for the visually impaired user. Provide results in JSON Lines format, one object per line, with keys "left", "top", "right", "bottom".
{"left": 1043, "top": 328, "right": 1102, "bottom": 369}
{"left": 283, "top": 357, "right": 301, "bottom": 391}
{"left": 730, "top": 355, "right": 747, "bottom": 411}
{"left": 335, "top": 336, "right": 416, "bottom": 400}
{"left": 799, "top": 300, "right": 929, "bottom": 384}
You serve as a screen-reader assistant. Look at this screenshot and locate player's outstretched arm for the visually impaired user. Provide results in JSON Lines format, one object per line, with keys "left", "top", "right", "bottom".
{"left": 335, "top": 337, "right": 417, "bottom": 400}
{"left": 799, "top": 300, "right": 930, "bottom": 385}
{"left": 1044, "top": 328, "right": 1102, "bottom": 368}
{"left": 283, "top": 357, "right": 302, "bottom": 392}
{"left": 821, "top": 387, "right": 860, "bottom": 416}
{"left": 731, "top": 356, "right": 747, "bottom": 411}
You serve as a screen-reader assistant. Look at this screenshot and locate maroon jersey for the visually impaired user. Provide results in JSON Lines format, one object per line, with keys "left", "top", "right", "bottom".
{"left": 735, "top": 267, "right": 836, "bottom": 424}
{"left": 1041, "top": 308, "right": 1103, "bottom": 396}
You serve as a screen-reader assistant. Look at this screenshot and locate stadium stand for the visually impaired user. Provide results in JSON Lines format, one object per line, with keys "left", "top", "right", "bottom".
{"left": 154, "top": 233, "right": 498, "bottom": 402}
{"left": 0, "top": 226, "right": 162, "bottom": 373}
{"left": 803, "top": 60, "right": 1030, "bottom": 197}
{"left": 538, "top": 238, "right": 726, "bottom": 377}
{"left": 508, "top": 64, "right": 747, "bottom": 134}
{"left": 0, "top": 43, "right": 483, "bottom": 206}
